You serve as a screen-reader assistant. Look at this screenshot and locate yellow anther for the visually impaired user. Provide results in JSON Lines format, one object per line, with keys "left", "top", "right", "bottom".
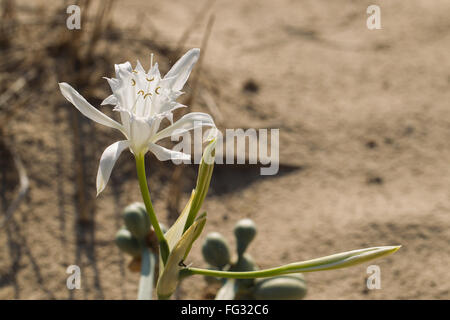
{"left": 144, "top": 93, "right": 152, "bottom": 99}
{"left": 146, "top": 77, "right": 155, "bottom": 82}
{"left": 137, "top": 90, "right": 145, "bottom": 95}
{"left": 131, "top": 79, "right": 136, "bottom": 86}
{"left": 132, "top": 70, "right": 138, "bottom": 74}
{"left": 155, "top": 86, "right": 161, "bottom": 94}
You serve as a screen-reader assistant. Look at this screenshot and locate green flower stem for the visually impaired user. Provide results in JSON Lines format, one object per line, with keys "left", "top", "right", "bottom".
{"left": 182, "top": 246, "right": 401, "bottom": 279}
{"left": 182, "top": 266, "right": 295, "bottom": 279}
{"left": 135, "top": 154, "right": 169, "bottom": 265}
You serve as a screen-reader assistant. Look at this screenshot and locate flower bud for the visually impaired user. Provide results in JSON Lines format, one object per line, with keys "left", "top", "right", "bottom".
{"left": 253, "top": 274, "right": 307, "bottom": 300}
{"left": 234, "top": 219, "right": 257, "bottom": 256}
{"left": 184, "top": 139, "right": 216, "bottom": 232}
{"left": 201, "top": 232, "right": 231, "bottom": 268}
{"left": 115, "top": 228, "right": 141, "bottom": 257}
{"left": 123, "top": 202, "right": 150, "bottom": 240}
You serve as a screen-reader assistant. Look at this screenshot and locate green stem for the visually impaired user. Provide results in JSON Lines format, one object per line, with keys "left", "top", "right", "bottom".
{"left": 137, "top": 247, "right": 156, "bottom": 300}
{"left": 182, "top": 266, "right": 290, "bottom": 279}
{"left": 135, "top": 154, "right": 169, "bottom": 265}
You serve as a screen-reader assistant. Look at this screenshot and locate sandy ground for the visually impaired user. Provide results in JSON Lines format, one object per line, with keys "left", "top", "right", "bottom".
{"left": 0, "top": 0, "right": 449, "bottom": 299}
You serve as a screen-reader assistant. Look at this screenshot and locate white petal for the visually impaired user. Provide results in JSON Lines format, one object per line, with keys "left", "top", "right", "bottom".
{"left": 115, "top": 62, "right": 132, "bottom": 78}
{"left": 135, "top": 60, "right": 146, "bottom": 73}
{"left": 103, "top": 77, "right": 120, "bottom": 92}
{"left": 148, "top": 143, "right": 190, "bottom": 161}
{"left": 96, "top": 140, "right": 130, "bottom": 196}
{"left": 164, "top": 48, "right": 200, "bottom": 91}
{"left": 59, "top": 83, "right": 123, "bottom": 132}
{"left": 119, "top": 110, "right": 131, "bottom": 135}
{"left": 148, "top": 115, "right": 163, "bottom": 137}
{"left": 101, "top": 94, "right": 118, "bottom": 106}
{"left": 148, "top": 62, "right": 161, "bottom": 79}
{"left": 129, "top": 116, "right": 152, "bottom": 155}
{"left": 152, "top": 112, "right": 215, "bottom": 143}
{"left": 160, "top": 102, "right": 186, "bottom": 116}
{"left": 150, "top": 96, "right": 186, "bottom": 118}
{"left": 114, "top": 80, "right": 136, "bottom": 111}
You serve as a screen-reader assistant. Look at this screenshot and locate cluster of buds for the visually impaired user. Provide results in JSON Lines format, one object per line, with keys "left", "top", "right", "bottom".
{"left": 115, "top": 203, "right": 166, "bottom": 274}
{"left": 202, "top": 219, "right": 307, "bottom": 300}
{"left": 115, "top": 203, "right": 157, "bottom": 257}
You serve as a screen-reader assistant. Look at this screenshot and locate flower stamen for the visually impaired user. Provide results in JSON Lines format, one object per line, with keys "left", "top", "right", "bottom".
{"left": 155, "top": 86, "right": 161, "bottom": 95}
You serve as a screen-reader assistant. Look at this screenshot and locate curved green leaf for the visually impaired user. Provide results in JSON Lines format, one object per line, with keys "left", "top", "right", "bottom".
{"left": 157, "top": 214, "right": 207, "bottom": 299}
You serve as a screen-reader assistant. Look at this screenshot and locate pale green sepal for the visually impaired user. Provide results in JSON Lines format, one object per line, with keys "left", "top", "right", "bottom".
{"left": 159, "top": 191, "right": 195, "bottom": 276}
{"left": 157, "top": 214, "right": 207, "bottom": 299}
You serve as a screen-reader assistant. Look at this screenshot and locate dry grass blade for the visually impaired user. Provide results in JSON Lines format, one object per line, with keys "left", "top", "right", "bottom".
{"left": 0, "top": 70, "right": 37, "bottom": 128}
{"left": 174, "top": 0, "right": 216, "bottom": 56}
{"left": 184, "top": 14, "right": 215, "bottom": 107}
{"left": 0, "top": 139, "right": 29, "bottom": 229}
{"left": 200, "top": 88, "right": 223, "bottom": 125}
{"left": 0, "top": 70, "right": 36, "bottom": 106}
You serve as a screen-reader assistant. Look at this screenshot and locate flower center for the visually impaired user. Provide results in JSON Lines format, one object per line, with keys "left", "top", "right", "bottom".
{"left": 127, "top": 53, "right": 164, "bottom": 117}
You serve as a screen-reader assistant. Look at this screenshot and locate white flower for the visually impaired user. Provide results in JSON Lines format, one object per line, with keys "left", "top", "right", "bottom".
{"left": 59, "top": 48, "right": 215, "bottom": 195}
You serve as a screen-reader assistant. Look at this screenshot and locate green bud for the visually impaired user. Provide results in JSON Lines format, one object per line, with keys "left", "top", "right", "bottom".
{"left": 115, "top": 228, "right": 141, "bottom": 257}
{"left": 253, "top": 274, "right": 307, "bottom": 300}
{"left": 234, "top": 219, "right": 257, "bottom": 256}
{"left": 202, "top": 232, "right": 231, "bottom": 268}
{"left": 184, "top": 139, "right": 216, "bottom": 233}
{"left": 123, "top": 202, "right": 150, "bottom": 240}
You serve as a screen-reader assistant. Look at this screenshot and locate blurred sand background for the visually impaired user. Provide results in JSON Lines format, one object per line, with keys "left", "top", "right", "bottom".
{"left": 0, "top": 0, "right": 449, "bottom": 299}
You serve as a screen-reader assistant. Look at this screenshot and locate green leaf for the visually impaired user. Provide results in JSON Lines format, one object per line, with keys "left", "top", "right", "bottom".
{"left": 159, "top": 192, "right": 195, "bottom": 275}
{"left": 157, "top": 214, "right": 207, "bottom": 299}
